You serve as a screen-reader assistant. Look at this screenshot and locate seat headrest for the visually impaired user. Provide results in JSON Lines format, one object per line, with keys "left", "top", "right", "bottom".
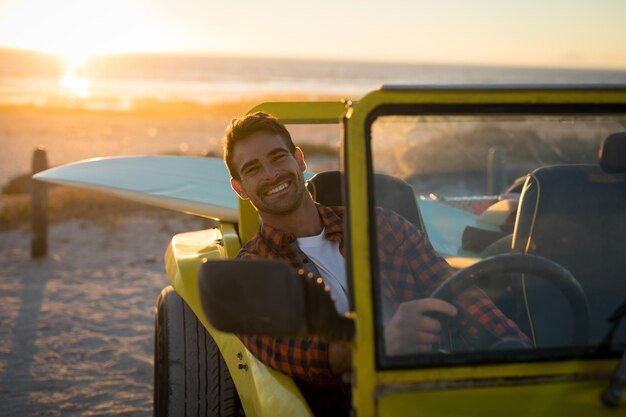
{"left": 306, "top": 171, "right": 425, "bottom": 231}
{"left": 600, "top": 132, "right": 626, "bottom": 172}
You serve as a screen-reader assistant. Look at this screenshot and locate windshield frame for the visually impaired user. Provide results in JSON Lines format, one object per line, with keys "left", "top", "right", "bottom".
{"left": 362, "top": 101, "right": 626, "bottom": 371}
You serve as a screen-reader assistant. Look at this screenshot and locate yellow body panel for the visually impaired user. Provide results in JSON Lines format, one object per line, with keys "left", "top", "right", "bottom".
{"left": 164, "top": 227, "right": 313, "bottom": 417}
{"left": 374, "top": 359, "right": 615, "bottom": 384}
{"left": 237, "top": 198, "right": 260, "bottom": 246}
{"left": 377, "top": 380, "right": 616, "bottom": 417}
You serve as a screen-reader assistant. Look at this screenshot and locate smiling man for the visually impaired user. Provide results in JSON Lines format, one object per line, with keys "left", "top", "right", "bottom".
{"left": 222, "top": 112, "right": 526, "bottom": 415}
{"left": 226, "top": 119, "right": 316, "bottom": 234}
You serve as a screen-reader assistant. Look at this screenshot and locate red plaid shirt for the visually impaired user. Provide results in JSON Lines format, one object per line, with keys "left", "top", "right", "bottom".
{"left": 238, "top": 205, "right": 525, "bottom": 384}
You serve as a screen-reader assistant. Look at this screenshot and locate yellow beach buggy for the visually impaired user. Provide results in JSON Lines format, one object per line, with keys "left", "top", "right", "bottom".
{"left": 37, "top": 85, "right": 626, "bottom": 416}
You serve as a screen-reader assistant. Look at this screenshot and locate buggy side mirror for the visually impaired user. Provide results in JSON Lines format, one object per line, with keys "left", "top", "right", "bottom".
{"left": 198, "top": 259, "right": 354, "bottom": 341}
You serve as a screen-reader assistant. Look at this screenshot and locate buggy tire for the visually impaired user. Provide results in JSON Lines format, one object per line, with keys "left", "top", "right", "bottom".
{"left": 154, "top": 286, "right": 243, "bottom": 417}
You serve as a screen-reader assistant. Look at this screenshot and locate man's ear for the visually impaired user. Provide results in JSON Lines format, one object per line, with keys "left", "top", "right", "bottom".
{"left": 230, "top": 178, "right": 249, "bottom": 199}
{"left": 295, "top": 147, "right": 307, "bottom": 172}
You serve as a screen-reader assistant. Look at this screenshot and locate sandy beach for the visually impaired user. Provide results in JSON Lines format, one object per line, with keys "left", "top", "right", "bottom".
{"left": 0, "top": 213, "right": 206, "bottom": 417}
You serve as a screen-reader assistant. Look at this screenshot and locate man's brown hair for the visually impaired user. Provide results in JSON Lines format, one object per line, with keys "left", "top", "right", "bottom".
{"left": 222, "top": 112, "right": 295, "bottom": 180}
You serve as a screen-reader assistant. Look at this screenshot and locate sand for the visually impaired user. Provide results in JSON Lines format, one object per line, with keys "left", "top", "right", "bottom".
{"left": 0, "top": 214, "right": 206, "bottom": 417}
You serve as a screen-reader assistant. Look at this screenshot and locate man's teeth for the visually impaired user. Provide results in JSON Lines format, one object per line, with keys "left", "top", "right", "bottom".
{"left": 267, "top": 182, "right": 289, "bottom": 195}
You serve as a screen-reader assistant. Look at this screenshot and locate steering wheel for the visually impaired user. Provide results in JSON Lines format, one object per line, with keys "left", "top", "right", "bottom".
{"left": 429, "top": 253, "right": 590, "bottom": 350}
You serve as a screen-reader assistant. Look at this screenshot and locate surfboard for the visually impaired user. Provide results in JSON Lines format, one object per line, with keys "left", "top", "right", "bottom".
{"left": 418, "top": 198, "right": 500, "bottom": 257}
{"left": 34, "top": 155, "right": 316, "bottom": 223}
{"left": 34, "top": 155, "right": 240, "bottom": 221}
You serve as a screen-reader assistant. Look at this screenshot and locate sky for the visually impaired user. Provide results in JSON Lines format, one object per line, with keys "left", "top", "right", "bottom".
{"left": 0, "top": 0, "right": 625, "bottom": 69}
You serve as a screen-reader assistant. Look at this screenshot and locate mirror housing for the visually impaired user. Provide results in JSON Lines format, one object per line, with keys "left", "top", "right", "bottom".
{"left": 198, "top": 259, "right": 354, "bottom": 341}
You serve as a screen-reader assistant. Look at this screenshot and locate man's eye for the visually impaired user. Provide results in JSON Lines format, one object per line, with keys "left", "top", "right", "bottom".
{"left": 273, "top": 154, "right": 287, "bottom": 162}
{"left": 243, "top": 166, "right": 259, "bottom": 176}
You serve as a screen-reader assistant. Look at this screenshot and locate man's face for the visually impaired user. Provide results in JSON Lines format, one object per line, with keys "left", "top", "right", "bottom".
{"left": 230, "top": 131, "right": 307, "bottom": 216}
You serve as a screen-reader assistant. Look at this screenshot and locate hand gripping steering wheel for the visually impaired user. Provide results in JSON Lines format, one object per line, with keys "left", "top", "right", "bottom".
{"left": 429, "top": 253, "right": 590, "bottom": 350}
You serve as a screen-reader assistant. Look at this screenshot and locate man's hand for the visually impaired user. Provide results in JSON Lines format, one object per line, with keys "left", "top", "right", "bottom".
{"left": 384, "top": 298, "right": 458, "bottom": 356}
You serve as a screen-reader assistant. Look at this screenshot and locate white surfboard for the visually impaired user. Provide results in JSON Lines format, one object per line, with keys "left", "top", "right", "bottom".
{"left": 34, "top": 156, "right": 239, "bottom": 222}
{"left": 34, "top": 155, "right": 315, "bottom": 223}
{"left": 418, "top": 198, "right": 500, "bottom": 258}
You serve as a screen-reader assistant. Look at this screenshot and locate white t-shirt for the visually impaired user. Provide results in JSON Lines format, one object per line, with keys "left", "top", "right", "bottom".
{"left": 296, "top": 229, "right": 349, "bottom": 315}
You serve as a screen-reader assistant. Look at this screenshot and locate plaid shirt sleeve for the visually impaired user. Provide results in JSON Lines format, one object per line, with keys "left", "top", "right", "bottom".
{"left": 377, "top": 208, "right": 527, "bottom": 342}
{"left": 236, "top": 249, "right": 337, "bottom": 384}
{"left": 239, "top": 334, "right": 336, "bottom": 384}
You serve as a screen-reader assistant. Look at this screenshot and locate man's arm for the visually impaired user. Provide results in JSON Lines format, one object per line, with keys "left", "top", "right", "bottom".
{"left": 240, "top": 335, "right": 334, "bottom": 383}
{"left": 240, "top": 334, "right": 349, "bottom": 384}
{"left": 379, "top": 208, "right": 527, "bottom": 350}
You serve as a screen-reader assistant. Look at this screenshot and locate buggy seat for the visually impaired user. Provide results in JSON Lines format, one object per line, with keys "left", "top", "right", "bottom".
{"left": 511, "top": 132, "right": 626, "bottom": 347}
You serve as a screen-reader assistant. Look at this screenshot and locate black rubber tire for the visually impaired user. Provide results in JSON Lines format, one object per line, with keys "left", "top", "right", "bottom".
{"left": 154, "top": 286, "right": 243, "bottom": 417}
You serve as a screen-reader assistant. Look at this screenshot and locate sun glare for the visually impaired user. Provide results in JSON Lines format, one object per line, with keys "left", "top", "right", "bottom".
{"left": 59, "top": 70, "right": 91, "bottom": 98}
{"left": 58, "top": 53, "right": 91, "bottom": 98}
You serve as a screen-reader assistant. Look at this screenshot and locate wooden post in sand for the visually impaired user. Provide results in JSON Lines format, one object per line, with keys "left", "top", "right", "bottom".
{"left": 31, "top": 146, "right": 48, "bottom": 258}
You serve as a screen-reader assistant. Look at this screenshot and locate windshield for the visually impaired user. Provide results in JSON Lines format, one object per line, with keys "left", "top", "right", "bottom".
{"left": 369, "top": 111, "right": 626, "bottom": 368}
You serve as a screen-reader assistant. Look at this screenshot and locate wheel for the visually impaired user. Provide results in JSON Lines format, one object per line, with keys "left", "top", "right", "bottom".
{"left": 154, "top": 286, "right": 243, "bottom": 417}
{"left": 429, "top": 253, "right": 591, "bottom": 349}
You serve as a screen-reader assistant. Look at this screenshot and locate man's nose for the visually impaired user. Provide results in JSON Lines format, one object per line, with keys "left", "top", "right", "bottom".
{"left": 261, "top": 163, "right": 280, "bottom": 179}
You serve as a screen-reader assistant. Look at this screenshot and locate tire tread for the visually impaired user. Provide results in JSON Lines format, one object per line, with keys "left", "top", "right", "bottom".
{"left": 154, "top": 286, "right": 242, "bottom": 417}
